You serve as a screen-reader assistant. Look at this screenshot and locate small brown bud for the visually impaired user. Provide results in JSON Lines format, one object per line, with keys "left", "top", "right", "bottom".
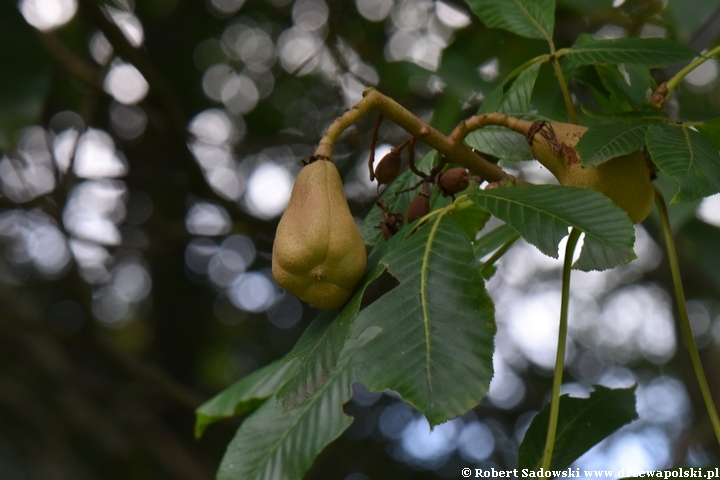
{"left": 651, "top": 82, "right": 668, "bottom": 108}
{"left": 375, "top": 152, "right": 402, "bottom": 185}
{"left": 437, "top": 167, "right": 470, "bottom": 194}
{"left": 406, "top": 191, "right": 430, "bottom": 223}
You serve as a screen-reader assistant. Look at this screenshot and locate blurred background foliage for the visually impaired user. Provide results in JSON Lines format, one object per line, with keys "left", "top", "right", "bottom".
{"left": 2, "top": 0, "right": 720, "bottom": 478}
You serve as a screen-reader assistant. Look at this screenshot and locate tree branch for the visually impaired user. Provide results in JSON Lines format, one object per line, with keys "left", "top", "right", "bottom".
{"left": 316, "top": 88, "right": 524, "bottom": 184}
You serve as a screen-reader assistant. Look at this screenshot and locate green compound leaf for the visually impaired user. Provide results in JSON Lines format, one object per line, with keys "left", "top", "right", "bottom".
{"left": 463, "top": 0, "right": 555, "bottom": 41}
{"left": 646, "top": 124, "right": 720, "bottom": 203}
{"left": 580, "top": 110, "right": 670, "bottom": 123}
{"left": 276, "top": 262, "right": 384, "bottom": 410}
{"left": 466, "top": 126, "right": 535, "bottom": 162}
{"left": 468, "top": 185, "right": 636, "bottom": 271}
{"left": 448, "top": 202, "right": 491, "bottom": 241}
{"left": 610, "top": 64, "right": 656, "bottom": 107}
{"left": 496, "top": 62, "right": 542, "bottom": 116}
{"left": 518, "top": 385, "right": 638, "bottom": 470}
{"left": 477, "top": 62, "right": 541, "bottom": 117}
{"left": 216, "top": 330, "right": 377, "bottom": 480}
{"left": 575, "top": 123, "right": 648, "bottom": 167}
{"left": 695, "top": 117, "right": 720, "bottom": 150}
{"left": 351, "top": 215, "right": 496, "bottom": 425}
{"left": 468, "top": 62, "right": 541, "bottom": 161}
{"left": 195, "top": 357, "right": 299, "bottom": 438}
{"left": 581, "top": 64, "right": 657, "bottom": 113}
{"left": 563, "top": 34, "right": 698, "bottom": 68}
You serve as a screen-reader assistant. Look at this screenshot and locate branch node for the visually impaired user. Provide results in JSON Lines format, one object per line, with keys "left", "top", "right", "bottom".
{"left": 650, "top": 82, "right": 668, "bottom": 109}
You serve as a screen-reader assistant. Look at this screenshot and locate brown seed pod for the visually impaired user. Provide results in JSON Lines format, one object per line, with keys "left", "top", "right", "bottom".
{"left": 437, "top": 167, "right": 470, "bottom": 195}
{"left": 406, "top": 183, "right": 431, "bottom": 223}
{"left": 374, "top": 151, "right": 402, "bottom": 185}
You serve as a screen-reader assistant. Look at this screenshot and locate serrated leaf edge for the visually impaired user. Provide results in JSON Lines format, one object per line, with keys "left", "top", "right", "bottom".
{"left": 578, "top": 123, "right": 647, "bottom": 166}
{"left": 511, "top": 0, "right": 552, "bottom": 42}
{"left": 468, "top": 190, "right": 624, "bottom": 258}
{"left": 241, "top": 360, "right": 353, "bottom": 479}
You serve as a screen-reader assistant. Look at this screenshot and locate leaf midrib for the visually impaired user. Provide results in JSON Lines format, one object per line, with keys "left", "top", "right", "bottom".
{"left": 419, "top": 214, "right": 446, "bottom": 405}
{"left": 682, "top": 126, "right": 695, "bottom": 174}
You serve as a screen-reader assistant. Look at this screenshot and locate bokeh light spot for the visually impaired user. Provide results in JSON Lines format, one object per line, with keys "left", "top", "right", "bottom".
{"left": 20, "top": 0, "right": 77, "bottom": 31}
{"left": 355, "top": 0, "right": 393, "bottom": 22}
{"left": 209, "top": 0, "right": 246, "bottom": 17}
{"left": 399, "top": 416, "right": 461, "bottom": 469}
{"left": 435, "top": 1, "right": 470, "bottom": 28}
{"left": 104, "top": 62, "right": 149, "bottom": 105}
{"left": 458, "top": 422, "right": 495, "bottom": 462}
{"left": 189, "top": 109, "right": 239, "bottom": 145}
{"left": 229, "top": 272, "right": 276, "bottom": 312}
{"left": 266, "top": 293, "right": 303, "bottom": 329}
{"left": 379, "top": 402, "right": 414, "bottom": 440}
{"left": 110, "top": 103, "right": 147, "bottom": 140}
{"left": 112, "top": 262, "right": 152, "bottom": 302}
{"left": 697, "top": 193, "right": 720, "bottom": 227}
{"left": 243, "top": 163, "right": 292, "bottom": 219}
{"left": 89, "top": 31, "right": 113, "bottom": 65}
{"left": 292, "top": 0, "right": 329, "bottom": 31}
{"left": 73, "top": 129, "right": 128, "bottom": 178}
{"left": 684, "top": 58, "right": 718, "bottom": 90}
{"left": 106, "top": 8, "right": 144, "bottom": 47}
{"left": 186, "top": 202, "right": 232, "bottom": 236}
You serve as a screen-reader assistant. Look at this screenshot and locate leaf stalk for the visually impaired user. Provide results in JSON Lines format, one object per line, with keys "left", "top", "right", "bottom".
{"left": 481, "top": 233, "right": 520, "bottom": 272}
{"left": 550, "top": 56, "right": 578, "bottom": 124}
{"left": 546, "top": 38, "right": 577, "bottom": 124}
{"left": 654, "top": 186, "right": 720, "bottom": 445}
{"left": 541, "top": 227, "right": 582, "bottom": 470}
{"left": 666, "top": 44, "right": 720, "bottom": 94}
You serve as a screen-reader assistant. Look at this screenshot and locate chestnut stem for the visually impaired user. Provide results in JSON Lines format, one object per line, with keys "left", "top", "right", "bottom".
{"left": 315, "top": 88, "right": 521, "bottom": 184}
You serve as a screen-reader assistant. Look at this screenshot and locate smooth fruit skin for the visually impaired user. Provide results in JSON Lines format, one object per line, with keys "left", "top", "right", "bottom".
{"left": 375, "top": 152, "right": 402, "bottom": 185}
{"left": 406, "top": 193, "right": 430, "bottom": 223}
{"left": 529, "top": 122, "right": 654, "bottom": 224}
{"left": 438, "top": 167, "right": 470, "bottom": 194}
{"left": 272, "top": 159, "right": 367, "bottom": 310}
